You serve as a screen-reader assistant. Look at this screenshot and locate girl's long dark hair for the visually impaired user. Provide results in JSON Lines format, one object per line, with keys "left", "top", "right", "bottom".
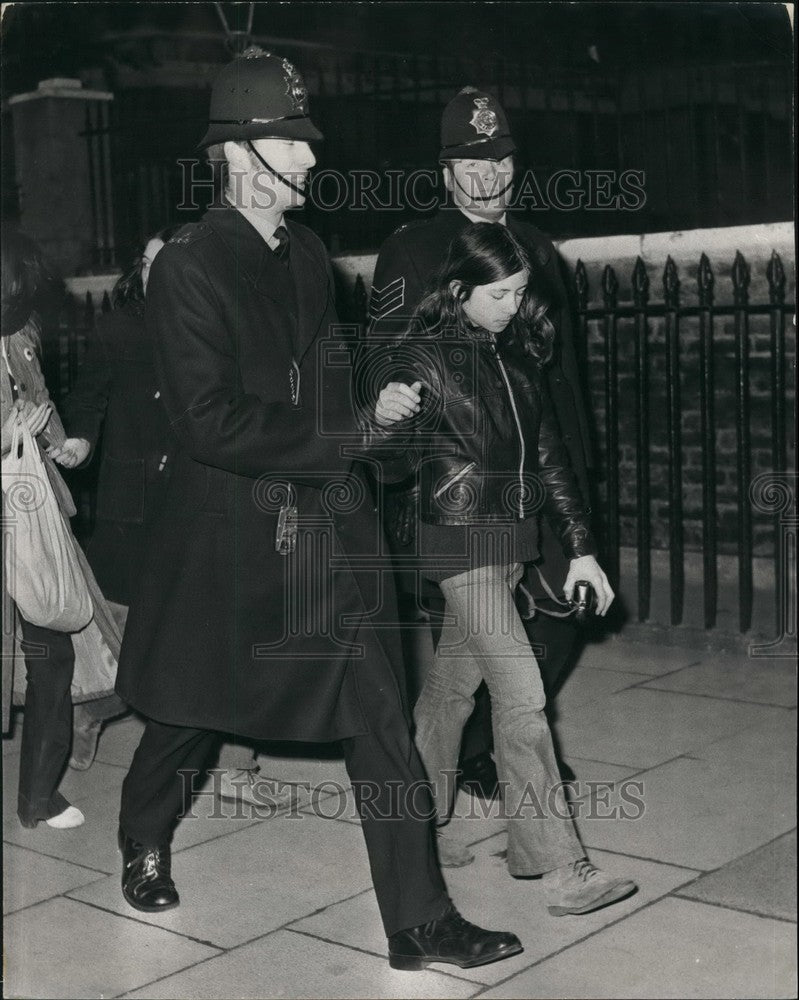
{"left": 112, "top": 225, "right": 181, "bottom": 309}
{"left": 1, "top": 229, "right": 55, "bottom": 336}
{"left": 413, "top": 222, "right": 555, "bottom": 365}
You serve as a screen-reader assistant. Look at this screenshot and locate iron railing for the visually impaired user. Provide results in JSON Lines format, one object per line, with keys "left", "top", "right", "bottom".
{"left": 573, "top": 249, "right": 794, "bottom": 635}
{"left": 45, "top": 246, "right": 795, "bottom": 639}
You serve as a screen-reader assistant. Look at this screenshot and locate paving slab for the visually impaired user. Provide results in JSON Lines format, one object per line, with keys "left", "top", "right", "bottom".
{"left": 69, "top": 811, "right": 376, "bottom": 949}
{"left": 3, "top": 770, "right": 267, "bottom": 875}
{"left": 121, "top": 927, "right": 480, "bottom": 999}
{"left": 479, "top": 896, "right": 797, "bottom": 999}
{"left": 574, "top": 752, "right": 796, "bottom": 870}
{"left": 676, "top": 830, "right": 797, "bottom": 921}
{"left": 553, "top": 665, "right": 646, "bottom": 713}
{"left": 257, "top": 747, "right": 350, "bottom": 787}
{"left": 92, "top": 712, "right": 145, "bottom": 767}
{"left": 691, "top": 709, "right": 797, "bottom": 769}
{"left": 575, "top": 639, "right": 701, "bottom": 676}
{"left": 3, "top": 843, "right": 105, "bottom": 915}
{"left": 561, "top": 757, "right": 640, "bottom": 785}
{"left": 640, "top": 654, "right": 797, "bottom": 707}
{"left": 291, "top": 834, "right": 697, "bottom": 986}
{"left": 3, "top": 896, "right": 219, "bottom": 1000}
{"left": 2, "top": 751, "right": 126, "bottom": 831}
{"left": 552, "top": 687, "right": 789, "bottom": 769}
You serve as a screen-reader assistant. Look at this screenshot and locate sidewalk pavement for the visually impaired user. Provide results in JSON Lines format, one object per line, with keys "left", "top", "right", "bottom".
{"left": 3, "top": 634, "right": 796, "bottom": 999}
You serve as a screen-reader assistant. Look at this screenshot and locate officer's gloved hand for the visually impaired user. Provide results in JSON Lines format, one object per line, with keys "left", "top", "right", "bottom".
{"left": 386, "top": 485, "right": 419, "bottom": 549}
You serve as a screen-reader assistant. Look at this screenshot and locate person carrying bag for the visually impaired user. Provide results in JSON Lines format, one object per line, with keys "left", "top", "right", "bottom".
{"left": 2, "top": 230, "right": 120, "bottom": 829}
{"left": 2, "top": 410, "right": 93, "bottom": 632}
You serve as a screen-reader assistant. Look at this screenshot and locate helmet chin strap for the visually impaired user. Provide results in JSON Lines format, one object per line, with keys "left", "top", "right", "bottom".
{"left": 453, "top": 173, "right": 513, "bottom": 204}
{"left": 246, "top": 140, "right": 307, "bottom": 198}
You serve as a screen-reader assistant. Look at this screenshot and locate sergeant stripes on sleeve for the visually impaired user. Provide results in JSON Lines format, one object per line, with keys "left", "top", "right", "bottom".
{"left": 369, "top": 276, "right": 406, "bottom": 318}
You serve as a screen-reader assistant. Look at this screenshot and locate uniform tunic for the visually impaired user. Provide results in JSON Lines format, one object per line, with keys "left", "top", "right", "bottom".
{"left": 116, "top": 206, "right": 407, "bottom": 742}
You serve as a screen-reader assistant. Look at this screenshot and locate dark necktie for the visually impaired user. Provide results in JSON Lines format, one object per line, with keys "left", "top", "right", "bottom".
{"left": 272, "top": 225, "right": 290, "bottom": 265}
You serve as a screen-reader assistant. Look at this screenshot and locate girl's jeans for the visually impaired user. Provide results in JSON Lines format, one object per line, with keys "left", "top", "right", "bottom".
{"left": 414, "top": 562, "right": 584, "bottom": 876}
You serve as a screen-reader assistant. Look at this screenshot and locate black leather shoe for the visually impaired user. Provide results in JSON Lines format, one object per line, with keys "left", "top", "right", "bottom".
{"left": 119, "top": 829, "right": 179, "bottom": 912}
{"left": 388, "top": 903, "right": 522, "bottom": 970}
{"left": 457, "top": 751, "right": 500, "bottom": 801}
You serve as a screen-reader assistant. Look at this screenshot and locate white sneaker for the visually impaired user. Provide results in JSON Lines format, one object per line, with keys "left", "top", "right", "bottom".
{"left": 45, "top": 806, "right": 85, "bottom": 829}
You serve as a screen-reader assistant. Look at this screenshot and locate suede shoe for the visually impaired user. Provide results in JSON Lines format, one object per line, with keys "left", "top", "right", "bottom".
{"left": 544, "top": 858, "right": 637, "bottom": 916}
{"left": 217, "top": 768, "right": 295, "bottom": 811}
{"left": 119, "top": 829, "right": 179, "bottom": 912}
{"left": 388, "top": 902, "right": 522, "bottom": 970}
{"left": 69, "top": 719, "right": 102, "bottom": 770}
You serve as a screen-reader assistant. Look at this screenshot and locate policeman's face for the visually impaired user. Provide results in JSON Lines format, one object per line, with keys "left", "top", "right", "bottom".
{"left": 456, "top": 269, "right": 528, "bottom": 334}
{"left": 249, "top": 138, "right": 316, "bottom": 210}
{"left": 444, "top": 156, "right": 515, "bottom": 220}
{"left": 141, "top": 238, "right": 165, "bottom": 296}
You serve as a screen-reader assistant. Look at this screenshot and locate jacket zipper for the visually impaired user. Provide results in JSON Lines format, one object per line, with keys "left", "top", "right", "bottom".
{"left": 492, "top": 344, "right": 526, "bottom": 518}
{"left": 433, "top": 460, "right": 477, "bottom": 499}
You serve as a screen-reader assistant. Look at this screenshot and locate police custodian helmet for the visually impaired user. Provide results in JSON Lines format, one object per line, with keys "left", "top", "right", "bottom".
{"left": 199, "top": 46, "right": 323, "bottom": 148}
{"left": 439, "top": 86, "right": 516, "bottom": 161}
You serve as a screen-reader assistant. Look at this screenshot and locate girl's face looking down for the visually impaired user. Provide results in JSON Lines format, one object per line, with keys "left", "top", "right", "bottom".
{"left": 454, "top": 269, "right": 529, "bottom": 335}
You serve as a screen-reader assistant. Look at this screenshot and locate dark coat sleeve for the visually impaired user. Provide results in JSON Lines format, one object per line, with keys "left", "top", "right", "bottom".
{"left": 147, "top": 244, "right": 352, "bottom": 483}
{"left": 537, "top": 376, "right": 597, "bottom": 560}
{"left": 369, "top": 230, "right": 428, "bottom": 335}
{"left": 61, "top": 318, "right": 114, "bottom": 462}
{"left": 537, "top": 238, "right": 593, "bottom": 498}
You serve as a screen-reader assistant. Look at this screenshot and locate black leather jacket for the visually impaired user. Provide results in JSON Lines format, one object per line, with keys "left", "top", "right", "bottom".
{"left": 375, "top": 326, "right": 596, "bottom": 561}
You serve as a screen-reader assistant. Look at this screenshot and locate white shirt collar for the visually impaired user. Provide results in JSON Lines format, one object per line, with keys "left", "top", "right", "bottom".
{"left": 227, "top": 196, "right": 285, "bottom": 250}
{"left": 458, "top": 206, "right": 507, "bottom": 226}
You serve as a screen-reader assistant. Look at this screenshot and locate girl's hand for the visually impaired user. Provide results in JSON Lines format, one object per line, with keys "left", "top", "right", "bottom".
{"left": 375, "top": 380, "right": 422, "bottom": 427}
{"left": 563, "top": 555, "right": 615, "bottom": 616}
{"left": 47, "top": 437, "right": 91, "bottom": 469}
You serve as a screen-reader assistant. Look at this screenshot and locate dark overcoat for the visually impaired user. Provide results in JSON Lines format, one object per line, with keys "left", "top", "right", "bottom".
{"left": 62, "top": 302, "right": 176, "bottom": 605}
{"left": 116, "top": 206, "right": 404, "bottom": 742}
{"left": 369, "top": 208, "right": 593, "bottom": 591}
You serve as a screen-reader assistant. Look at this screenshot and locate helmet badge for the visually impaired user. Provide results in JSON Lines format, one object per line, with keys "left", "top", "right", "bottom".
{"left": 469, "top": 97, "right": 499, "bottom": 138}
{"left": 282, "top": 58, "right": 308, "bottom": 112}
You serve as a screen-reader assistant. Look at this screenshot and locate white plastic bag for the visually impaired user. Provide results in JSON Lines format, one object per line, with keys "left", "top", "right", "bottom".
{"left": 2, "top": 415, "right": 93, "bottom": 632}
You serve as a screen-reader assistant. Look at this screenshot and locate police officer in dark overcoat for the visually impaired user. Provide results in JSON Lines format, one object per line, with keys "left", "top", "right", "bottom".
{"left": 115, "top": 49, "right": 521, "bottom": 972}
{"left": 370, "top": 88, "right": 594, "bottom": 849}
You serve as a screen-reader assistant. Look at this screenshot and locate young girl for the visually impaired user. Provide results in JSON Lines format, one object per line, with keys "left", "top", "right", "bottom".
{"left": 374, "top": 222, "right": 637, "bottom": 916}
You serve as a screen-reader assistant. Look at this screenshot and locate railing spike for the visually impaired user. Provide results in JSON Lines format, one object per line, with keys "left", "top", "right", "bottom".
{"left": 101, "top": 290, "right": 112, "bottom": 313}
{"left": 766, "top": 249, "right": 786, "bottom": 304}
{"left": 732, "top": 250, "right": 750, "bottom": 303}
{"left": 574, "top": 259, "right": 588, "bottom": 310}
{"left": 632, "top": 256, "right": 649, "bottom": 306}
{"left": 601, "top": 263, "right": 618, "bottom": 307}
{"left": 83, "top": 292, "right": 94, "bottom": 327}
{"left": 698, "top": 252, "right": 714, "bottom": 306}
{"left": 663, "top": 255, "right": 680, "bottom": 307}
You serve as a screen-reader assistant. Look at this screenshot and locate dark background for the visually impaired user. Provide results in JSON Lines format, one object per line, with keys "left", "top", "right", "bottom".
{"left": 2, "top": 2, "right": 794, "bottom": 264}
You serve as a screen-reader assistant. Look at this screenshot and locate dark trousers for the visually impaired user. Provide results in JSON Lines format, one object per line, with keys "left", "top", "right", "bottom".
{"left": 17, "top": 616, "right": 75, "bottom": 825}
{"left": 427, "top": 594, "right": 578, "bottom": 762}
{"left": 120, "top": 625, "right": 448, "bottom": 937}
